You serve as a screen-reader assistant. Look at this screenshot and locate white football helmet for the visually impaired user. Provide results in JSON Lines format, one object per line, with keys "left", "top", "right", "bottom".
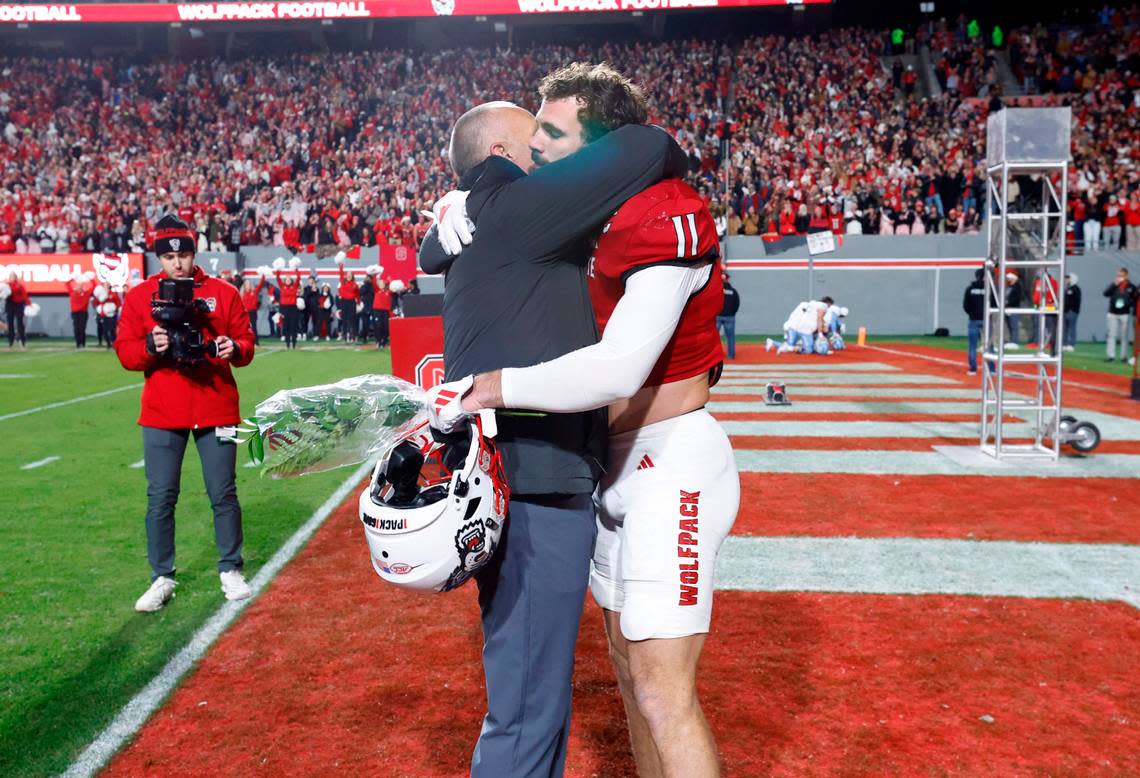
{"left": 360, "top": 412, "right": 508, "bottom": 593}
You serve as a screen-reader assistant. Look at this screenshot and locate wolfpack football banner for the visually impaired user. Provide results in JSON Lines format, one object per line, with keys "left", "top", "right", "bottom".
{"left": 0, "top": 253, "right": 144, "bottom": 294}
{"left": 0, "top": 0, "right": 828, "bottom": 24}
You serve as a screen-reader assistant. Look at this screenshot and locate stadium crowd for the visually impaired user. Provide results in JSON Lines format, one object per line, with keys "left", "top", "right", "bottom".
{"left": 0, "top": 7, "right": 1136, "bottom": 257}
{"left": 0, "top": 39, "right": 727, "bottom": 257}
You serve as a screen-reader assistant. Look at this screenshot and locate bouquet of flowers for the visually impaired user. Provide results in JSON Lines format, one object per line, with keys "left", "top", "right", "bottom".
{"left": 239, "top": 374, "right": 429, "bottom": 478}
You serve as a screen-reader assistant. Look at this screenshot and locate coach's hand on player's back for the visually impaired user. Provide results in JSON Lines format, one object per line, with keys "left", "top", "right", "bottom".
{"left": 430, "top": 190, "right": 474, "bottom": 255}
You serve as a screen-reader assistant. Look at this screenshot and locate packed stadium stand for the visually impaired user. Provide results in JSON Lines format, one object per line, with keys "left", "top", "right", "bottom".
{"left": 0, "top": 5, "right": 1136, "bottom": 256}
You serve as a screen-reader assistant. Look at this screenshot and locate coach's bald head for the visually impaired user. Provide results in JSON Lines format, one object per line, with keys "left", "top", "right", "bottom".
{"left": 448, "top": 101, "right": 537, "bottom": 180}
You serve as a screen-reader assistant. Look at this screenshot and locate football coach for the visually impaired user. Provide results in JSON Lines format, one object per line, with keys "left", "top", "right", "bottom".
{"left": 419, "top": 98, "right": 686, "bottom": 776}
{"left": 116, "top": 215, "right": 257, "bottom": 613}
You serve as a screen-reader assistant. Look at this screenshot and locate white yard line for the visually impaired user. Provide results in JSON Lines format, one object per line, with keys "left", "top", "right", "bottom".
{"left": 62, "top": 458, "right": 375, "bottom": 778}
{"left": 129, "top": 459, "right": 145, "bottom": 469}
{"left": 733, "top": 447, "right": 1140, "bottom": 478}
{"left": 20, "top": 455, "right": 60, "bottom": 470}
{"left": 0, "top": 383, "right": 142, "bottom": 423}
{"left": 0, "top": 348, "right": 87, "bottom": 364}
{"left": 716, "top": 536, "right": 1140, "bottom": 609}
{"left": 865, "top": 344, "right": 1130, "bottom": 397}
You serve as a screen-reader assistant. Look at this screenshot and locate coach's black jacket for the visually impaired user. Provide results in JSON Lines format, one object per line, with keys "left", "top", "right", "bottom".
{"left": 420, "top": 124, "right": 687, "bottom": 496}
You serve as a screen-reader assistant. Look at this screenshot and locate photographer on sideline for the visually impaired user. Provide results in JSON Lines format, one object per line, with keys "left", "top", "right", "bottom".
{"left": 115, "top": 215, "right": 257, "bottom": 613}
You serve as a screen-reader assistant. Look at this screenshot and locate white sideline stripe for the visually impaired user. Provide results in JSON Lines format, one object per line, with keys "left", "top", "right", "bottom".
{"left": 715, "top": 536, "right": 1140, "bottom": 609}
{"left": 0, "top": 383, "right": 142, "bottom": 423}
{"left": 865, "top": 344, "right": 1130, "bottom": 397}
{"left": 21, "top": 455, "right": 59, "bottom": 470}
{"left": 734, "top": 447, "right": 1140, "bottom": 478}
{"left": 0, "top": 373, "right": 37, "bottom": 379}
{"left": 62, "top": 459, "right": 375, "bottom": 778}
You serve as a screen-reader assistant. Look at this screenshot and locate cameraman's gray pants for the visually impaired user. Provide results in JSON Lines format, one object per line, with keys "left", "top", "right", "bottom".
{"left": 142, "top": 426, "right": 244, "bottom": 581}
{"left": 471, "top": 493, "right": 596, "bottom": 778}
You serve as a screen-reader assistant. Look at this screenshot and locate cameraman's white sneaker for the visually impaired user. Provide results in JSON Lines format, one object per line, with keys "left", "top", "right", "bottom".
{"left": 135, "top": 576, "right": 176, "bottom": 613}
{"left": 220, "top": 570, "right": 252, "bottom": 601}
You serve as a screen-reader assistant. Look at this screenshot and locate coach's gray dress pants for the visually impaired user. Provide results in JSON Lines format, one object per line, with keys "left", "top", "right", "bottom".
{"left": 142, "top": 426, "right": 244, "bottom": 580}
{"left": 471, "top": 493, "right": 597, "bottom": 778}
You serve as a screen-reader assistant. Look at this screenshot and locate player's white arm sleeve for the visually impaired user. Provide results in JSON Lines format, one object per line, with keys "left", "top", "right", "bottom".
{"left": 499, "top": 263, "right": 712, "bottom": 412}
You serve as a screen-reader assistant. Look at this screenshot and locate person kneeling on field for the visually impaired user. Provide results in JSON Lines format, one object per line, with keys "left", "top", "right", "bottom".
{"left": 115, "top": 215, "right": 257, "bottom": 613}
{"left": 766, "top": 297, "right": 835, "bottom": 355}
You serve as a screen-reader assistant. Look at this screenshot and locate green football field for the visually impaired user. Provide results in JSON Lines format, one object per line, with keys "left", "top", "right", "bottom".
{"left": 0, "top": 333, "right": 1132, "bottom": 776}
{"left": 0, "top": 340, "right": 390, "bottom": 777}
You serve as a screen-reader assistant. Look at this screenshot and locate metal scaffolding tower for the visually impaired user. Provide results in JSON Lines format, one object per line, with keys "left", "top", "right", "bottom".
{"left": 981, "top": 107, "right": 1072, "bottom": 460}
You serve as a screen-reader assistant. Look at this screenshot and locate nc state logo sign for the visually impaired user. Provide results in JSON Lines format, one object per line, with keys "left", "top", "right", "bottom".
{"left": 415, "top": 354, "right": 445, "bottom": 390}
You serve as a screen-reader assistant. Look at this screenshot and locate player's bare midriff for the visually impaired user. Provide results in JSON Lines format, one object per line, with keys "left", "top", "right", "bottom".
{"left": 607, "top": 372, "right": 710, "bottom": 434}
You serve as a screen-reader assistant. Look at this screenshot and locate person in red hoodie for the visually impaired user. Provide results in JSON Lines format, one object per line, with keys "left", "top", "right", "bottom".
{"left": 240, "top": 274, "right": 266, "bottom": 344}
{"left": 371, "top": 271, "right": 392, "bottom": 348}
{"left": 336, "top": 255, "right": 360, "bottom": 343}
{"left": 65, "top": 271, "right": 96, "bottom": 348}
{"left": 97, "top": 284, "right": 123, "bottom": 348}
{"left": 115, "top": 215, "right": 256, "bottom": 613}
{"left": 4, "top": 270, "right": 29, "bottom": 349}
{"left": 274, "top": 262, "right": 302, "bottom": 349}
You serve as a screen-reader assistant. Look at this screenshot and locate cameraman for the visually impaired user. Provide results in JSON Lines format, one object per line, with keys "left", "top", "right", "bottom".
{"left": 115, "top": 215, "right": 257, "bottom": 613}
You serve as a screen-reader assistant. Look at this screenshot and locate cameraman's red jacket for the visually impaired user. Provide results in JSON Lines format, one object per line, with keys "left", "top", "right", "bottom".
{"left": 116, "top": 266, "right": 255, "bottom": 430}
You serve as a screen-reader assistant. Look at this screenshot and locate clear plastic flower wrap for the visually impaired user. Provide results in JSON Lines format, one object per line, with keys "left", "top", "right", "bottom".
{"left": 239, "top": 374, "right": 430, "bottom": 478}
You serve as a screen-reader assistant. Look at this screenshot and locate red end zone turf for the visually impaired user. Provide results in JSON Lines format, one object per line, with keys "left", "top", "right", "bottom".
{"left": 105, "top": 500, "right": 1140, "bottom": 776}
{"left": 102, "top": 342, "right": 1139, "bottom": 776}
{"left": 733, "top": 473, "right": 1140, "bottom": 544}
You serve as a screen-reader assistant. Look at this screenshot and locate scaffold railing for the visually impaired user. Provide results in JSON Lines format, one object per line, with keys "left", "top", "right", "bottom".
{"left": 981, "top": 107, "right": 1072, "bottom": 460}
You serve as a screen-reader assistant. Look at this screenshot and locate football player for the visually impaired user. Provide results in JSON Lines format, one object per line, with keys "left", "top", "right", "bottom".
{"left": 766, "top": 297, "right": 834, "bottom": 354}
{"left": 429, "top": 63, "right": 739, "bottom": 778}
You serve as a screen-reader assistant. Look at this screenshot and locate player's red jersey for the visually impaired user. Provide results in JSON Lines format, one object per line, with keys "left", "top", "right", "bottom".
{"left": 589, "top": 179, "right": 724, "bottom": 387}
